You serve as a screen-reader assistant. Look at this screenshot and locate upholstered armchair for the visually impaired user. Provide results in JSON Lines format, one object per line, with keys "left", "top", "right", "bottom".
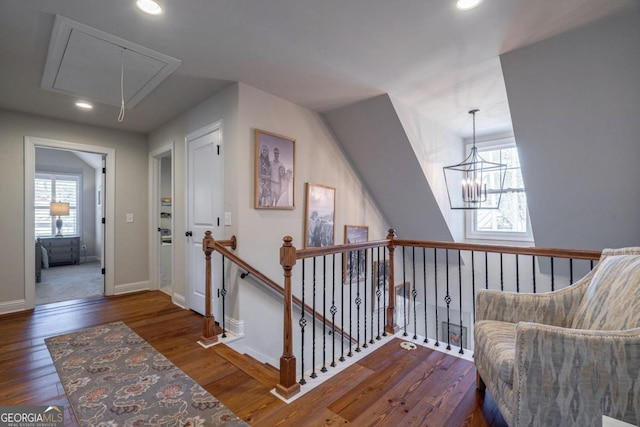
{"left": 474, "top": 247, "right": 640, "bottom": 427}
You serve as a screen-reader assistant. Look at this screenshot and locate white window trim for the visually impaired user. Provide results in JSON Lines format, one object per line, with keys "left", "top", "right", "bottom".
{"left": 35, "top": 171, "right": 82, "bottom": 237}
{"left": 464, "top": 137, "right": 534, "bottom": 243}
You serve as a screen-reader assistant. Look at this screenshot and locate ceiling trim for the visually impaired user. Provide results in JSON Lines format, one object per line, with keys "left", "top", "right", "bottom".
{"left": 41, "top": 15, "right": 181, "bottom": 108}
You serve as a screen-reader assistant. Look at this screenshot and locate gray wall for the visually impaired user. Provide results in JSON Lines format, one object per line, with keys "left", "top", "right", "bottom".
{"left": 501, "top": 8, "right": 640, "bottom": 250}
{"left": 323, "top": 95, "right": 454, "bottom": 242}
{"left": 0, "top": 109, "right": 149, "bottom": 307}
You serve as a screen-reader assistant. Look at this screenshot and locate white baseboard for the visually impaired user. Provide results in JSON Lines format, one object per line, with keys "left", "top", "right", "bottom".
{"left": 79, "top": 256, "right": 100, "bottom": 264}
{"left": 0, "top": 299, "right": 26, "bottom": 315}
{"left": 172, "top": 292, "right": 187, "bottom": 308}
{"left": 223, "top": 315, "right": 244, "bottom": 336}
{"left": 114, "top": 281, "right": 150, "bottom": 295}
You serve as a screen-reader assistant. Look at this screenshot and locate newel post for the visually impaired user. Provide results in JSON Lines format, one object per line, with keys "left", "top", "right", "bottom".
{"left": 276, "top": 236, "right": 301, "bottom": 399}
{"left": 199, "top": 231, "right": 218, "bottom": 347}
{"left": 385, "top": 228, "right": 398, "bottom": 334}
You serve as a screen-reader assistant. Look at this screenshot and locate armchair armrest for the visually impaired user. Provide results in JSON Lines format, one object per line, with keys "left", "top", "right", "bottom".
{"left": 514, "top": 323, "right": 640, "bottom": 426}
{"left": 475, "top": 269, "right": 594, "bottom": 327}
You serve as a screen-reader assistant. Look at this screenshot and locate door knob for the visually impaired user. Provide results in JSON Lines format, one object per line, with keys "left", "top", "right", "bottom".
{"left": 185, "top": 231, "right": 193, "bottom": 237}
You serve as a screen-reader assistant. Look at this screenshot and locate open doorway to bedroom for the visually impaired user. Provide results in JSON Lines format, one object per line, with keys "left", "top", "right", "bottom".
{"left": 24, "top": 136, "right": 115, "bottom": 310}
{"left": 34, "top": 146, "right": 104, "bottom": 305}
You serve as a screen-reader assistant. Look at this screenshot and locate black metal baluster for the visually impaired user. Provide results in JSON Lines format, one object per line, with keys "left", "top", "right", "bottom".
{"left": 458, "top": 251, "right": 464, "bottom": 354}
{"left": 412, "top": 247, "right": 418, "bottom": 340}
{"left": 376, "top": 247, "right": 382, "bottom": 340}
{"left": 330, "top": 254, "right": 337, "bottom": 367}
{"left": 221, "top": 254, "right": 227, "bottom": 338}
{"left": 382, "top": 247, "right": 388, "bottom": 337}
{"left": 361, "top": 248, "right": 368, "bottom": 349}
{"left": 445, "top": 249, "right": 452, "bottom": 350}
{"left": 532, "top": 256, "right": 537, "bottom": 293}
{"left": 310, "top": 258, "right": 317, "bottom": 379}
{"left": 500, "top": 253, "right": 504, "bottom": 291}
{"left": 471, "top": 251, "right": 476, "bottom": 329}
{"left": 423, "top": 248, "right": 428, "bottom": 344}
{"left": 355, "top": 248, "right": 362, "bottom": 353}
{"left": 434, "top": 248, "right": 439, "bottom": 347}
{"left": 340, "top": 253, "right": 346, "bottom": 362}
{"left": 348, "top": 251, "right": 354, "bottom": 357}
{"left": 299, "top": 260, "right": 307, "bottom": 385}
{"left": 570, "top": 258, "right": 574, "bottom": 284}
{"left": 551, "top": 257, "right": 555, "bottom": 291}
{"left": 401, "top": 246, "right": 408, "bottom": 337}
{"left": 369, "top": 248, "right": 375, "bottom": 345}
{"left": 485, "top": 252, "right": 489, "bottom": 290}
{"left": 515, "top": 254, "right": 520, "bottom": 293}
{"left": 321, "top": 256, "right": 327, "bottom": 373}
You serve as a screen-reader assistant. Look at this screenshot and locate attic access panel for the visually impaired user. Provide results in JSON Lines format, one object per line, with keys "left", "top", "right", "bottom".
{"left": 41, "top": 15, "right": 181, "bottom": 109}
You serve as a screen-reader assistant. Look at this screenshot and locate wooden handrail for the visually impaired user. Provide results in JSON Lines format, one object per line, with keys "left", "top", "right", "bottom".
{"left": 395, "top": 239, "right": 601, "bottom": 261}
{"left": 210, "top": 238, "right": 358, "bottom": 345}
{"left": 296, "top": 239, "right": 391, "bottom": 259}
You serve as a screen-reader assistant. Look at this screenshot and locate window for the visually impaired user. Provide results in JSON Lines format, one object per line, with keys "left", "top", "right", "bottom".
{"left": 465, "top": 138, "right": 532, "bottom": 242}
{"left": 35, "top": 173, "right": 81, "bottom": 237}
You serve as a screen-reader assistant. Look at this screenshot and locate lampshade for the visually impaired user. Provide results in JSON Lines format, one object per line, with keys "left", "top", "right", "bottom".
{"left": 50, "top": 202, "right": 70, "bottom": 216}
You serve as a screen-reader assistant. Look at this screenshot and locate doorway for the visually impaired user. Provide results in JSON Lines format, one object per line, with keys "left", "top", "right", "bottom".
{"left": 185, "top": 121, "right": 224, "bottom": 317}
{"left": 24, "top": 137, "right": 115, "bottom": 310}
{"left": 34, "top": 146, "right": 104, "bottom": 305}
{"left": 150, "top": 145, "right": 174, "bottom": 296}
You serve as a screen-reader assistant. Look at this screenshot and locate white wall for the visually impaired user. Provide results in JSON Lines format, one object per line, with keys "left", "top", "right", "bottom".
{"left": 148, "top": 83, "right": 240, "bottom": 306}
{"left": 149, "top": 82, "right": 388, "bottom": 364}
{"left": 501, "top": 8, "right": 640, "bottom": 250}
{"left": 390, "top": 96, "right": 465, "bottom": 241}
{"left": 0, "top": 109, "right": 149, "bottom": 310}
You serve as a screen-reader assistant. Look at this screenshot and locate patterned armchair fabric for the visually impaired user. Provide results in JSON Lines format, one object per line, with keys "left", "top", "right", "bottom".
{"left": 474, "top": 248, "right": 640, "bottom": 427}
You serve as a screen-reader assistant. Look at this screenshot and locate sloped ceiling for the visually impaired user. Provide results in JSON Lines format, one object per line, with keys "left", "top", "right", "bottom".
{"left": 324, "top": 95, "right": 454, "bottom": 241}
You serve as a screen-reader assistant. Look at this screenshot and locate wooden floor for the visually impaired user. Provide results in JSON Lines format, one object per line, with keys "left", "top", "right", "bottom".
{"left": 0, "top": 291, "right": 507, "bottom": 426}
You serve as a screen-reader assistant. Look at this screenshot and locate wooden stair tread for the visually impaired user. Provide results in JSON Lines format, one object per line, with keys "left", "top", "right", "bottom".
{"left": 213, "top": 344, "right": 279, "bottom": 389}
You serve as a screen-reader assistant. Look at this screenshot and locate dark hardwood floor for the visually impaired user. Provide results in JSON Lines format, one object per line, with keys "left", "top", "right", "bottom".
{"left": 0, "top": 291, "right": 507, "bottom": 426}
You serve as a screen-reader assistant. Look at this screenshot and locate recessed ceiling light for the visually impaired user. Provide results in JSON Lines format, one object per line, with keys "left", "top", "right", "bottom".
{"left": 136, "top": 0, "right": 163, "bottom": 15}
{"left": 456, "top": 0, "right": 483, "bottom": 10}
{"left": 75, "top": 101, "right": 93, "bottom": 110}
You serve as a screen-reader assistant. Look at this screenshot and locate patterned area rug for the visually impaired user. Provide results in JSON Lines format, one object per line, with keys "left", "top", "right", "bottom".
{"left": 45, "top": 322, "right": 248, "bottom": 426}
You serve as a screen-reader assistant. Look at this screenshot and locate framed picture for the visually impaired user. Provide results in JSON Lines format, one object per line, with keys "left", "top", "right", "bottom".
{"left": 441, "top": 321, "right": 467, "bottom": 349}
{"left": 304, "top": 183, "right": 335, "bottom": 248}
{"left": 371, "top": 260, "right": 389, "bottom": 311}
{"left": 343, "top": 225, "right": 368, "bottom": 283}
{"left": 254, "top": 129, "right": 295, "bottom": 209}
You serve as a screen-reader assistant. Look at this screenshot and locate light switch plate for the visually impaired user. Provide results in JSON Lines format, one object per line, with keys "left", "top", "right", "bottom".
{"left": 224, "top": 212, "right": 232, "bottom": 226}
{"left": 126, "top": 213, "right": 134, "bottom": 223}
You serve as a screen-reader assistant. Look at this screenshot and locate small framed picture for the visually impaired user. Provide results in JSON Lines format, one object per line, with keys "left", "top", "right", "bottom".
{"left": 343, "top": 225, "right": 368, "bottom": 283}
{"left": 441, "top": 321, "right": 467, "bottom": 349}
{"left": 254, "top": 129, "right": 295, "bottom": 209}
{"left": 304, "top": 183, "right": 335, "bottom": 248}
{"left": 372, "top": 260, "right": 389, "bottom": 311}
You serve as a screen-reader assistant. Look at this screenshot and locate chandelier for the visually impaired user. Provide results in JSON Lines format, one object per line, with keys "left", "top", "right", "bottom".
{"left": 443, "top": 109, "right": 506, "bottom": 210}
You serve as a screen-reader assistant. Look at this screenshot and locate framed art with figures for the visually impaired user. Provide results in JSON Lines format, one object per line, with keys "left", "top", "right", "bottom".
{"left": 343, "top": 225, "right": 368, "bottom": 283}
{"left": 304, "top": 183, "right": 335, "bottom": 248}
{"left": 254, "top": 129, "right": 295, "bottom": 209}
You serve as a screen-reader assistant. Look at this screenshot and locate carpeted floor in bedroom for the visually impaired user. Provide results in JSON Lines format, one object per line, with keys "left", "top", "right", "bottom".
{"left": 36, "top": 261, "right": 103, "bottom": 305}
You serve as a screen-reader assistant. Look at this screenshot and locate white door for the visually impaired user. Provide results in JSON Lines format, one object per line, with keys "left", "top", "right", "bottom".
{"left": 186, "top": 123, "right": 223, "bottom": 317}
